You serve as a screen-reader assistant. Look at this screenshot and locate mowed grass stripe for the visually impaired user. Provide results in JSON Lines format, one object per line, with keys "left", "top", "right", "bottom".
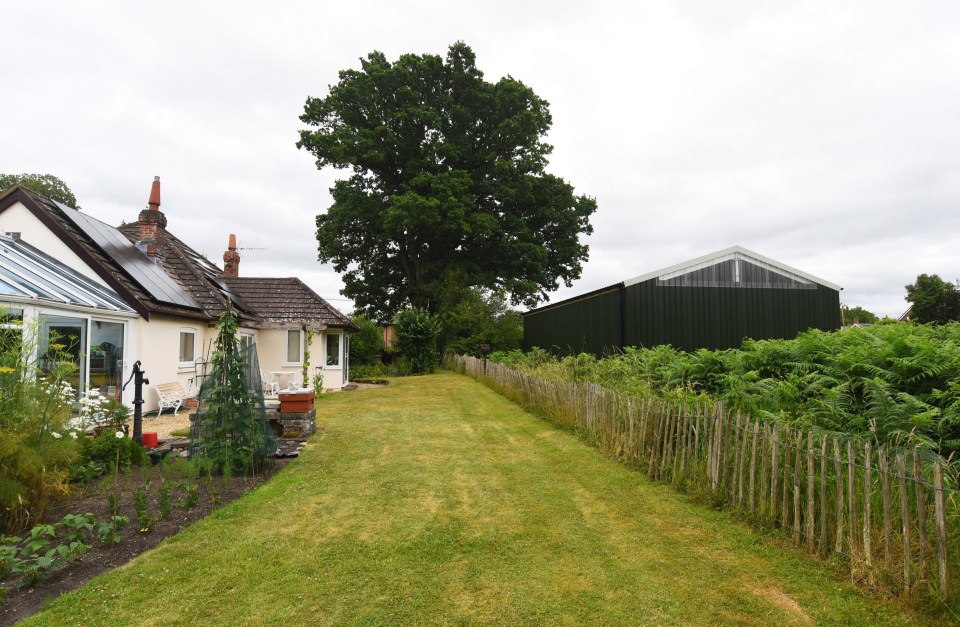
{"left": 25, "top": 371, "right": 920, "bottom": 625}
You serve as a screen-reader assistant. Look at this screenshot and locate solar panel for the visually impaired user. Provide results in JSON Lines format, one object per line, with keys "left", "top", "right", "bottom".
{"left": 54, "top": 202, "right": 202, "bottom": 310}
{"left": 0, "top": 236, "right": 136, "bottom": 312}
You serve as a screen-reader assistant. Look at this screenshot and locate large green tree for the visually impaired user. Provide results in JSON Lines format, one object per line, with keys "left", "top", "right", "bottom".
{"left": 840, "top": 304, "right": 879, "bottom": 325}
{"left": 905, "top": 274, "right": 959, "bottom": 325}
{"left": 298, "top": 42, "right": 596, "bottom": 321}
{"left": 0, "top": 173, "right": 79, "bottom": 209}
{"left": 440, "top": 288, "right": 523, "bottom": 357}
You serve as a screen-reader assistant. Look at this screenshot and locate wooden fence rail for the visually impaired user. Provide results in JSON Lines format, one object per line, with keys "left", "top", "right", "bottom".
{"left": 451, "top": 355, "right": 959, "bottom": 601}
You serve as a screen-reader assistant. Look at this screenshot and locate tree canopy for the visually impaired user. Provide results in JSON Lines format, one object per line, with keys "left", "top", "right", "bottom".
{"left": 297, "top": 42, "right": 596, "bottom": 322}
{"left": 905, "top": 274, "right": 959, "bottom": 325}
{"left": 840, "top": 304, "right": 879, "bottom": 325}
{"left": 0, "top": 173, "right": 79, "bottom": 209}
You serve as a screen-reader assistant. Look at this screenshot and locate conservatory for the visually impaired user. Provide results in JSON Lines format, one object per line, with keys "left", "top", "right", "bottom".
{"left": 0, "top": 233, "right": 137, "bottom": 402}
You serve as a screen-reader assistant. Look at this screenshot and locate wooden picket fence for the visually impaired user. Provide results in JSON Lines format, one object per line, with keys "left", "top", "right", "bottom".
{"left": 451, "top": 355, "right": 960, "bottom": 602}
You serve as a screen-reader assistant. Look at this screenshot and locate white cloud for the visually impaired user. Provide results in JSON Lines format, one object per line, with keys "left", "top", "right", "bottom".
{"left": 2, "top": 0, "right": 958, "bottom": 321}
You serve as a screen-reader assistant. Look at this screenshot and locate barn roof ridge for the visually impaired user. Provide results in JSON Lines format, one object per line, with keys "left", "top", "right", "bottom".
{"left": 622, "top": 245, "right": 842, "bottom": 291}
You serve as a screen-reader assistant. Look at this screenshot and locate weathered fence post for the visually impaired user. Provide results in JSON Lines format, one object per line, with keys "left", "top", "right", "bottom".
{"left": 834, "top": 438, "right": 845, "bottom": 554}
{"left": 933, "top": 461, "right": 949, "bottom": 598}
{"left": 863, "top": 441, "right": 873, "bottom": 570}
{"left": 897, "top": 453, "right": 911, "bottom": 592}
{"left": 880, "top": 446, "right": 892, "bottom": 564}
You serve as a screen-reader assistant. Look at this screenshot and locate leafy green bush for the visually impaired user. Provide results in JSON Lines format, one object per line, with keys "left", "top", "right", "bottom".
{"left": 394, "top": 308, "right": 440, "bottom": 374}
{"left": 350, "top": 363, "right": 387, "bottom": 382}
{"left": 349, "top": 314, "right": 384, "bottom": 366}
{"left": 78, "top": 430, "right": 148, "bottom": 473}
{"left": 502, "top": 322, "right": 960, "bottom": 453}
{"left": 0, "top": 316, "right": 79, "bottom": 533}
{"left": 440, "top": 288, "right": 523, "bottom": 357}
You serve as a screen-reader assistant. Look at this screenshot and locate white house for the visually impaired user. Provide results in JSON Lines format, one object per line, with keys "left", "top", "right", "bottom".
{"left": 0, "top": 179, "right": 356, "bottom": 412}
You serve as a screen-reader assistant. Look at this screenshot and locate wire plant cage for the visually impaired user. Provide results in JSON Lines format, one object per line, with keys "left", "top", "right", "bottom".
{"left": 189, "top": 342, "right": 277, "bottom": 475}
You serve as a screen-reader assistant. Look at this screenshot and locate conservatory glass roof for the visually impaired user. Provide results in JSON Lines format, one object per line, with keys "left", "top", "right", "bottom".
{"left": 0, "top": 234, "right": 135, "bottom": 313}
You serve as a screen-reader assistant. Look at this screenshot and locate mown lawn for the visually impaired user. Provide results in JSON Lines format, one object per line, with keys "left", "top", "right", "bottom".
{"left": 25, "top": 371, "right": 925, "bottom": 625}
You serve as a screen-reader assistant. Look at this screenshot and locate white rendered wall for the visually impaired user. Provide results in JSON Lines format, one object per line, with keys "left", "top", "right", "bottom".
{"left": 0, "top": 202, "right": 107, "bottom": 286}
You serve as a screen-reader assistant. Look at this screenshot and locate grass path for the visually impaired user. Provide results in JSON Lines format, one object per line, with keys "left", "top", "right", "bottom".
{"left": 26, "top": 371, "right": 922, "bottom": 625}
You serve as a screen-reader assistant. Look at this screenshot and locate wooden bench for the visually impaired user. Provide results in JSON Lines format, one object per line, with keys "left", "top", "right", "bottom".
{"left": 154, "top": 382, "right": 191, "bottom": 415}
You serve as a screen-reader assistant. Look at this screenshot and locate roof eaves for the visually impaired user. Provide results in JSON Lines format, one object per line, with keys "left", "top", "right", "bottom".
{"left": 1, "top": 188, "right": 155, "bottom": 320}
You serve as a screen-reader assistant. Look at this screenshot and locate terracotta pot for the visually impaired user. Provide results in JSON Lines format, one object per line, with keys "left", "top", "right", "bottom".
{"left": 278, "top": 389, "right": 315, "bottom": 413}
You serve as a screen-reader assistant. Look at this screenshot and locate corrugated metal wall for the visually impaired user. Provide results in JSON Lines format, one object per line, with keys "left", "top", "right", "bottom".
{"left": 523, "top": 281, "right": 840, "bottom": 356}
{"left": 621, "top": 280, "right": 840, "bottom": 351}
{"left": 522, "top": 287, "right": 621, "bottom": 356}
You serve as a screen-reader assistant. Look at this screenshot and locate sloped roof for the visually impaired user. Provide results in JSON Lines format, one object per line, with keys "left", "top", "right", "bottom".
{"left": 0, "top": 185, "right": 354, "bottom": 330}
{"left": 0, "top": 186, "right": 211, "bottom": 321}
{"left": 224, "top": 277, "right": 358, "bottom": 330}
{"left": 0, "top": 233, "right": 135, "bottom": 314}
{"left": 115, "top": 222, "right": 257, "bottom": 324}
{"left": 623, "top": 245, "right": 842, "bottom": 291}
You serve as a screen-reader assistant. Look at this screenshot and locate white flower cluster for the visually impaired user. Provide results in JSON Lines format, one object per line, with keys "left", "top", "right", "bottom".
{"left": 65, "top": 387, "right": 110, "bottom": 436}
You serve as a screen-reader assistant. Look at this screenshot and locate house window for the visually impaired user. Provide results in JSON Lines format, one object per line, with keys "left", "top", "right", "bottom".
{"left": 0, "top": 308, "right": 23, "bottom": 357}
{"left": 238, "top": 332, "right": 255, "bottom": 352}
{"left": 179, "top": 328, "right": 196, "bottom": 366}
{"left": 326, "top": 333, "right": 340, "bottom": 367}
{"left": 286, "top": 329, "right": 302, "bottom": 365}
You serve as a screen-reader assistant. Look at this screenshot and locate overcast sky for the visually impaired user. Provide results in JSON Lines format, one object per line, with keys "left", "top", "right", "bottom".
{"left": 3, "top": 1, "right": 958, "bottom": 319}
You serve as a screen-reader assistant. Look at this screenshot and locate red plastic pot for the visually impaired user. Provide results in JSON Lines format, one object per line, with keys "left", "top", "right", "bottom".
{"left": 142, "top": 432, "right": 159, "bottom": 448}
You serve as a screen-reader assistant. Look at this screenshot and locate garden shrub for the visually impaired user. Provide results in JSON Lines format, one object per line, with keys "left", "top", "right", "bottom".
{"left": 79, "top": 430, "right": 148, "bottom": 472}
{"left": 394, "top": 307, "right": 440, "bottom": 374}
{"left": 349, "top": 314, "right": 384, "bottom": 366}
{"left": 0, "top": 318, "right": 79, "bottom": 533}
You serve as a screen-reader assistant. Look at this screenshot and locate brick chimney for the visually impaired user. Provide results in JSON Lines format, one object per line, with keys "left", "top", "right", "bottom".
{"left": 223, "top": 233, "right": 240, "bottom": 277}
{"left": 137, "top": 176, "right": 167, "bottom": 257}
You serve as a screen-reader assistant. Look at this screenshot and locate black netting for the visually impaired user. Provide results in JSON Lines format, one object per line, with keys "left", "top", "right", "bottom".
{"left": 189, "top": 342, "right": 277, "bottom": 474}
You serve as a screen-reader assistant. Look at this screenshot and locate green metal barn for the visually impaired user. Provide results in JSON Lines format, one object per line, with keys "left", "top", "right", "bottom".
{"left": 523, "top": 246, "right": 841, "bottom": 356}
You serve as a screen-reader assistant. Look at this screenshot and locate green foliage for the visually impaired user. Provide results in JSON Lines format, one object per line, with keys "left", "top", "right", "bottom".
{"left": 394, "top": 308, "right": 440, "bottom": 374}
{"left": 79, "top": 430, "right": 147, "bottom": 474}
{"left": 440, "top": 288, "right": 523, "bottom": 357}
{"left": 349, "top": 314, "right": 384, "bottom": 366}
{"left": 298, "top": 41, "right": 596, "bottom": 320}
{"left": 157, "top": 481, "right": 173, "bottom": 520}
{"left": 0, "top": 173, "right": 80, "bottom": 209}
{"left": 191, "top": 301, "right": 271, "bottom": 475}
{"left": 840, "top": 304, "right": 879, "bottom": 325}
{"left": 1, "top": 513, "right": 94, "bottom": 588}
{"left": 502, "top": 322, "right": 960, "bottom": 453}
{"left": 905, "top": 273, "right": 960, "bottom": 325}
{"left": 0, "top": 316, "right": 79, "bottom": 533}
{"left": 182, "top": 483, "right": 199, "bottom": 509}
{"left": 350, "top": 363, "right": 387, "bottom": 382}
{"left": 134, "top": 485, "right": 153, "bottom": 533}
{"left": 97, "top": 515, "right": 128, "bottom": 545}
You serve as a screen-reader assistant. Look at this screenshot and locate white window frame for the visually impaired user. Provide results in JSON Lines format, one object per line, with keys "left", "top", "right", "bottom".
{"left": 325, "top": 332, "right": 341, "bottom": 367}
{"left": 285, "top": 328, "right": 303, "bottom": 366}
{"left": 178, "top": 327, "right": 197, "bottom": 368}
{"left": 238, "top": 331, "right": 255, "bottom": 351}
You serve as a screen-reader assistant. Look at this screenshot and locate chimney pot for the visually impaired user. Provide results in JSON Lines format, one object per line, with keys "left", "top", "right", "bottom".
{"left": 148, "top": 176, "right": 161, "bottom": 211}
{"left": 138, "top": 177, "right": 166, "bottom": 257}
{"left": 223, "top": 233, "right": 240, "bottom": 277}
